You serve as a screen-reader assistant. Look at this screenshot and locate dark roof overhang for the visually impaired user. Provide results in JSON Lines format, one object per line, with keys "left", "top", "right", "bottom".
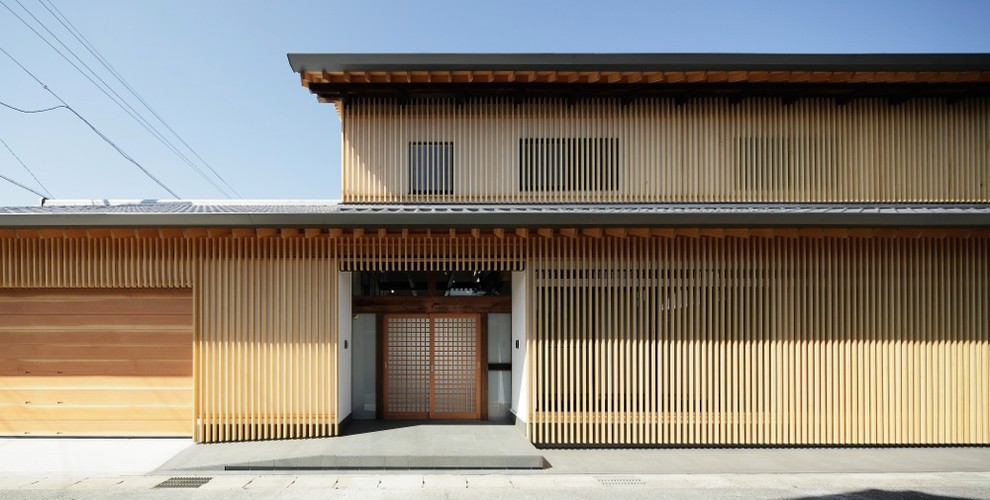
{"left": 287, "top": 53, "right": 990, "bottom": 105}
{"left": 287, "top": 53, "right": 990, "bottom": 74}
{"left": 2, "top": 204, "right": 989, "bottom": 229}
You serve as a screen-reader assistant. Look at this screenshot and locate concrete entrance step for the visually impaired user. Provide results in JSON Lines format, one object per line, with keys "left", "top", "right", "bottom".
{"left": 157, "top": 421, "right": 546, "bottom": 472}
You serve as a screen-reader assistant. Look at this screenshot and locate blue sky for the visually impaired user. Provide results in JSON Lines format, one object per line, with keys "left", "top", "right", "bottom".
{"left": 1, "top": 0, "right": 988, "bottom": 206}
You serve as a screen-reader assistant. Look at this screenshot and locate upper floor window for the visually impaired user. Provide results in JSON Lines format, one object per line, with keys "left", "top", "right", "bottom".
{"left": 519, "top": 138, "right": 619, "bottom": 192}
{"left": 409, "top": 141, "right": 453, "bottom": 195}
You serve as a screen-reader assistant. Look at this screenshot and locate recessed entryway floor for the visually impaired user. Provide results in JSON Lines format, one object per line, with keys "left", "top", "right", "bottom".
{"left": 155, "top": 421, "right": 544, "bottom": 472}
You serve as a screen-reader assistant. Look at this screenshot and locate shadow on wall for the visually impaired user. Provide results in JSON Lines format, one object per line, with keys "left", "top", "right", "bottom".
{"left": 790, "top": 490, "right": 976, "bottom": 500}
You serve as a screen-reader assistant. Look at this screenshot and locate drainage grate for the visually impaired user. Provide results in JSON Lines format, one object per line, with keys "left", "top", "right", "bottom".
{"left": 595, "top": 476, "right": 645, "bottom": 487}
{"left": 154, "top": 477, "right": 213, "bottom": 489}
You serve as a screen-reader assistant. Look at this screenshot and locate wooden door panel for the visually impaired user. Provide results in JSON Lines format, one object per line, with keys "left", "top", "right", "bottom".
{"left": 382, "top": 314, "right": 481, "bottom": 420}
{"left": 430, "top": 315, "right": 480, "bottom": 419}
{"left": 383, "top": 316, "right": 431, "bottom": 419}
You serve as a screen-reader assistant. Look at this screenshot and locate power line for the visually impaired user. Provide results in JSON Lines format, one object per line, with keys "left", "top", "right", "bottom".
{"left": 36, "top": 0, "right": 241, "bottom": 197}
{"left": 0, "top": 134, "right": 53, "bottom": 197}
{"left": 0, "top": 100, "right": 66, "bottom": 114}
{"left": 1, "top": 0, "right": 229, "bottom": 198}
{"left": 0, "top": 46, "right": 180, "bottom": 198}
{"left": 0, "top": 170, "right": 48, "bottom": 198}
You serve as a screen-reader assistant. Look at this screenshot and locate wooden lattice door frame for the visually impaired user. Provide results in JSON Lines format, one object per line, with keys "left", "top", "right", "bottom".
{"left": 382, "top": 313, "right": 482, "bottom": 420}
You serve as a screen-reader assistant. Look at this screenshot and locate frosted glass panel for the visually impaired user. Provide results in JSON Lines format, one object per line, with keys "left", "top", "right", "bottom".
{"left": 488, "top": 371, "right": 511, "bottom": 419}
{"left": 488, "top": 313, "right": 511, "bottom": 363}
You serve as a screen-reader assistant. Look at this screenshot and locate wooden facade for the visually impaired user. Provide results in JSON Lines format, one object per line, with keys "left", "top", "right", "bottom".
{"left": 1, "top": 229, "right": 988, "bottom": 445}
{"left": 343, "top": 97, "right": 989, "bottom": 203}
{"left": 529, "top": 233, "right": 990, "bottom": 445}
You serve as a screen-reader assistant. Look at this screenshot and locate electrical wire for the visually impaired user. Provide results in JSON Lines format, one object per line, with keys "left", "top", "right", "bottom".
{"left": 0, "top": 100, "right": 66, "bottom": 114}
{"left": 0, "top": 170, "right": 47, "bottom": 198}
{"left": 0, "top": 46, "right": 180, "bottom": 198}
{"left": 0, "top": 134, "right": 53, "bottom": 197}
{"left": 1, "top": 0, "right": 228, "bottom": 197}
{"left": 36, "top": 0, "right": 241, "bottom": 197}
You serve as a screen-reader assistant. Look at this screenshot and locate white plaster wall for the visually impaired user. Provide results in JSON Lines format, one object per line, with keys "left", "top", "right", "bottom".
{"left": 337, "top": 272, "right": 352, "bottom": 423}
{"left": 510, "top": 271, "right": 528, "bottom": 422}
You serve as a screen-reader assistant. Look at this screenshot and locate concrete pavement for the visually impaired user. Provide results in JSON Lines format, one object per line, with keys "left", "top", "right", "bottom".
{"left": 0, "top": 438, "right": 192, "bottom": 475}
{"left": 1, "top": 472, "right": 989, "bottom": 499}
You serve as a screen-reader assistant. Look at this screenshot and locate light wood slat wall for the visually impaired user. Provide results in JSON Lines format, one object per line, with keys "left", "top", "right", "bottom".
{"left": 340, "top": 235, "right": 525, "bottom": 271}
{"left": 528, "top": 235, "right": 990, "bottom": 445}
{"left": 0, "top": 237, "right": 194, "bottom": 288}
{"left": 0, "top": 236, "right": 341, "bottom": 443}
{"left": 196, "top": 238, "right": 339, "bottom": 442}
{"left": 342, "top": 97, "right": 989, "bottom": 203}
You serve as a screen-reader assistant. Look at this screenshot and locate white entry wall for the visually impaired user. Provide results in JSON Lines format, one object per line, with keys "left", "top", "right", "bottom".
{"left": 510, "top": 271, "right": 529, "bottom": 428}
{"left": 337, "top": 272, "right": 352, "bottom": 424}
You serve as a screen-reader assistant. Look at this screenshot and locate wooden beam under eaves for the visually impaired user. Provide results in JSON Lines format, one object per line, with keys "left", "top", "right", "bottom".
{"left": 537, "top": 228, "right": 554, "bottom": 238}
{"left": 559, "top": 228, "right": 577, "bottom": 238}
{"left": 604, "top": 228, "right": 626, "bottom": 238}
{"left": 492, "top": 228, "right": 504, "bottom": 239}
{"left": 515, "top": 228, "right": 529, "bottom": 238}
{"left": 581, "top": 228, "right": 603, "bottom": 238}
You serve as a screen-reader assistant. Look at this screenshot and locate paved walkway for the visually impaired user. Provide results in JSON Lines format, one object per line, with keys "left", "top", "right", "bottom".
{"left": 157, "top": 422, "right": 542, "bottom": 471}
{"left": 1, "top": 472, "right": 989, "bottom": 499}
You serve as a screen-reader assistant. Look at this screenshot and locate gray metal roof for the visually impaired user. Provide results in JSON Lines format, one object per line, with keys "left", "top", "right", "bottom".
{"left": 1, "top": 200, "right": 988, "bottom": 228}
{"left": 287, "top": 53, "right": 990, "bottom": 74}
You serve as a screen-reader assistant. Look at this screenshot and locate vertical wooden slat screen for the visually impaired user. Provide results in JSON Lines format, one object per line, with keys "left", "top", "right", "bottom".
{"left": 195, "top": 237, "right": 338, "bottom": 442}
{"left": 0, "top": 235, "right": 341, "bottom": 443}
{"left": 339, "top": 235, "right": 525, "bottom": 272}
{"left": 528, "top": 234, "right": 990, "bottom": 445}
{"left": 342, "top": 97, "right": 989, "bottom": 203}
{"left": 0, "top": 237, "right": 194, "bottom": 288}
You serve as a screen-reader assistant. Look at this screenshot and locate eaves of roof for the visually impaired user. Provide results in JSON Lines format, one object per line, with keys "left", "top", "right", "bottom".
{"left": 287, "top": 53, "right": 990, "bottom": 74}
{"left": 1, "top": 202, "right": 989, "bottom": 229}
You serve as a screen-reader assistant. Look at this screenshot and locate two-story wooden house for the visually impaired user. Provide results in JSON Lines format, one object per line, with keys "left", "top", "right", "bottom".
{"left": 1, "top": 53, "right": 989, "bottom": 446}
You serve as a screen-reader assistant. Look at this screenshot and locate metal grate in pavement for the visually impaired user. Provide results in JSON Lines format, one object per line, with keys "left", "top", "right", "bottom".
{"left": 595, "top": 476, "right": 645, "bottom": 487}
{"left": 154, "top": 477, "right": 213, "bottom": 488}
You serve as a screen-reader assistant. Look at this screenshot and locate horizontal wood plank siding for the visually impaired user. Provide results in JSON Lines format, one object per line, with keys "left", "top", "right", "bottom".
{"left": 342, "top": 97, "right": 989, "bottom": 203}
{"left": 528, "top": 234, "right": 990, "bottom": 445}
{"left": 0, "top": 288, "right": 193, "bottom": 436}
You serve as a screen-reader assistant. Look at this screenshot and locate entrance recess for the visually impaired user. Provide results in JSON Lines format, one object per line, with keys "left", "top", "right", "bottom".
{"left": 383, "top": 314, "right": 481, "bottom": 419}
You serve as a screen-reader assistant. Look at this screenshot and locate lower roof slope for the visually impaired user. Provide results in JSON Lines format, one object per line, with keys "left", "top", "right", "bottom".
{"left": 1, "top": 200, "right": 988, "bottom": 228}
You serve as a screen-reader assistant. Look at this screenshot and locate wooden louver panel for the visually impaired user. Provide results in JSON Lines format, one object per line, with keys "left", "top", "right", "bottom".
{"left": 528, "top": 235, "right": 990, "bottom": 445}
{"left": 342, "top": 97, "right": 989, "bottom": 203}
{"left": 0, "top": 288, "right": 192, "bottom": 436}
{"left": 339, "top": 236, "right": 525, "bottom": 272}
{"left": 195, "top": 238, "right": 339, "bottom": 443}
